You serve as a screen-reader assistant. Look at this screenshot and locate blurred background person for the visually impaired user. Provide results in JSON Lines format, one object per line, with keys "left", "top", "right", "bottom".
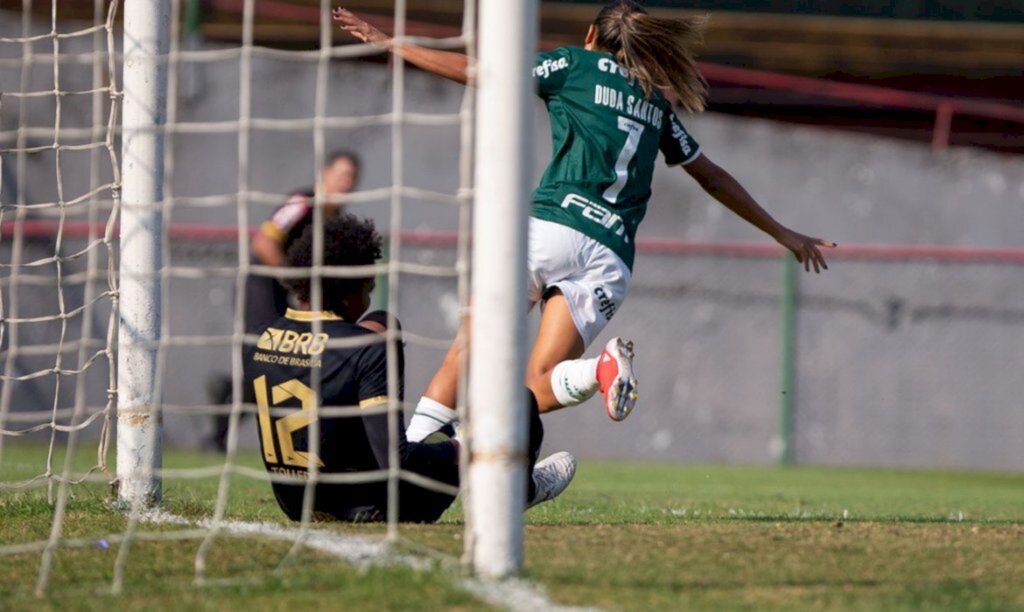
{"left": 204, "top": 150, "right": 361, "bottom": 452}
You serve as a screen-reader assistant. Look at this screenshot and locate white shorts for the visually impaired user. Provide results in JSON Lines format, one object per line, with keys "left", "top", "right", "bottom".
{"left": 527, "top": 218, "right": 631, "bottom": 348}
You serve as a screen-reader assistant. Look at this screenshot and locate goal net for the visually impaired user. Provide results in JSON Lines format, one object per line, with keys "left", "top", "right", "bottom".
{"left": 1, "top": 0, "right": 533, "bottom": 596}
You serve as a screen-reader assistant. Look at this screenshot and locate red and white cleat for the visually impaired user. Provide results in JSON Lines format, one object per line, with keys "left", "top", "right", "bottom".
{"left": 596, "top": 337, "right": 638, "bottom": 422}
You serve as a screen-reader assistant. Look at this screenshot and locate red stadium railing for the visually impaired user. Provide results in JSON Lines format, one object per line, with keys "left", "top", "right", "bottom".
{"left": 693, "top": 64, "right": 1024, "bottom": 151}
{"left": 5, "top": 220, "right": 1024, "bottom": 264}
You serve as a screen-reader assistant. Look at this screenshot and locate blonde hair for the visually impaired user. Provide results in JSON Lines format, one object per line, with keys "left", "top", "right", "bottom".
{"left": 593, "top": 0, "right": 708, "bottom": 113}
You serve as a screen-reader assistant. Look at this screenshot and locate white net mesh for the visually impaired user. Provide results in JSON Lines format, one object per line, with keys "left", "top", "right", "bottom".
{"left": 0, "top": 0, "right": 120, "bottom": 596}
{"left": 1, "top": 0, "right": 481, "bottom": 596}
{"left": 0, "top": 1, "right": 120, "bottom": 508}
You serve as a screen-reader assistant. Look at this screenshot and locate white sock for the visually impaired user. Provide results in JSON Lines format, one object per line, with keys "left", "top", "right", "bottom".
{"left": 550, "top": 357, "right": 599, "bottom": 407}
{"left": 406, "top": 396, "right": 458, "bottom": 442}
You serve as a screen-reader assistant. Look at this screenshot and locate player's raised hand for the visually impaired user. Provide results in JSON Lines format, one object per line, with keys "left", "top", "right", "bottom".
{"left": 775, "top": 228, "right": 836, "bottom": 273}
{"left": 332, "top": 8, "right": 390, "bottom": 47}
{"left": 335, "top": 5, "right": 471, "bottom": 85}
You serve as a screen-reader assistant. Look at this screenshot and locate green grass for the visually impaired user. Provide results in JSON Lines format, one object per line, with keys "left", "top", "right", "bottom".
{"left": 2, "top": 442, "right": 1023, "bottom": 611}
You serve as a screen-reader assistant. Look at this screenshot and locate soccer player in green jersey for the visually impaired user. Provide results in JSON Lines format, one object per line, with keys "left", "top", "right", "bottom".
{"left": 334, "top": 1, "right": 835, "bottom": 441}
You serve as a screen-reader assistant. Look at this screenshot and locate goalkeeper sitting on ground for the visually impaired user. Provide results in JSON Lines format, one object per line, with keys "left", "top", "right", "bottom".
{"left": 243, "top": 213, "right": 576, "bottom": 522}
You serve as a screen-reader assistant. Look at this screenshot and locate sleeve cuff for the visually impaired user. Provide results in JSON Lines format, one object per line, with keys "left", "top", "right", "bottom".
{"left": 666, "top": 147, "right": 703, "bottom": 168}
{"left": 259, "top": 221, "right": 287, "bottom": 244}
{"left": 359, "top": 395, "right": 389, "bottom": 409}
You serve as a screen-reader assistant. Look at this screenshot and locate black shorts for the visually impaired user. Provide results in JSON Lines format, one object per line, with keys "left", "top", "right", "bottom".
{"left": 271, "top": 391, "right": 544, "bottom": 523}
{"left": 272, "top": 462, "right": 459, "bottom": 524}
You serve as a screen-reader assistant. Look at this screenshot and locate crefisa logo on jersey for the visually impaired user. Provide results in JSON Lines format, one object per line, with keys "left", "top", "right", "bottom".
{"left": 534, "top": 56, "right": 568, "bottom": 79}
{"left": 670, "top": 116, "right": 694, "bottom": 157}
{"left": 597, "top": 58, "right": 628, "bottom": 77}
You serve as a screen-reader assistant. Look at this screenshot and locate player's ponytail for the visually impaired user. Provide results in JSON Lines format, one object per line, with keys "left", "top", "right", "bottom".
{"left": 593, "top": 0, "right": 708, "bottom": 113}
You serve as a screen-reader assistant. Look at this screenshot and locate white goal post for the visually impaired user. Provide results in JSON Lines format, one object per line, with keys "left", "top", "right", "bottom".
{"left": 116, "top": 0, "right": 169, "bottom": 507}
{"left": 467, "top": 0, "right": 537, "bottom": 578}
{"left": 0, "top": 0, "right": 539, "bottom": 592}
{"left": 109, "top": 0, "right": 539, "bottom": 578}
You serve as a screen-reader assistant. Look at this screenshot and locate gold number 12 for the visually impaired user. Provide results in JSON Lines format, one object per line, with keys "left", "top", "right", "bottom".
{"left": 253, "top": 375, "right": 324, "bottom": 469}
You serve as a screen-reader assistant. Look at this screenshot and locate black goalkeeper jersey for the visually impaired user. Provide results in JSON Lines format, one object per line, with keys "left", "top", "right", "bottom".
{"left": 243, "top": 308, "right": 457, "bottom": 521}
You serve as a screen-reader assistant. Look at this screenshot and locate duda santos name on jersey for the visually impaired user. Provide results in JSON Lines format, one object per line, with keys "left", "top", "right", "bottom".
{"left": 593, "top": 84, "right": 665, "bottom": 129}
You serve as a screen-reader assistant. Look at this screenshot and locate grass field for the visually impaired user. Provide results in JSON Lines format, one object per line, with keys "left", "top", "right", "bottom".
{"left": 2, "top": 443, "right": 1023, "bottom": 611}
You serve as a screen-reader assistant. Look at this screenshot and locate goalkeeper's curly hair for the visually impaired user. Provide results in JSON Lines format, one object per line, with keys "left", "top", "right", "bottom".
{"left": 286, "top": 213, "right": 382, "bottom": 314}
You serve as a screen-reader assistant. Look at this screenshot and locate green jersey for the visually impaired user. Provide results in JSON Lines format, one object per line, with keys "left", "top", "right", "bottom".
{"left": 531, "top": 47, "right": 701, "bottom": 270}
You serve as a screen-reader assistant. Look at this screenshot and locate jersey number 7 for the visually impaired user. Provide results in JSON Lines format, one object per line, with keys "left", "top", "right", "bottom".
{"left": 602, "top": 116, "right": 644, "bottom": 204}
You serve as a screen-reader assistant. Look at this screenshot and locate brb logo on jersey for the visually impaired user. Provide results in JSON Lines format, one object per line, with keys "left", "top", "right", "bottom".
{"left": 257, "top": 328, "right": 329, "bottom": 356}
{"left": 534, "top": 56, "right": 568, "bottom": 79}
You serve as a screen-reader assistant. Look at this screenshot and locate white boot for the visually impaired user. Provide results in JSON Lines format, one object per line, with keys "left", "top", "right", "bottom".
{"left": 526, "top": 451, "right": 577, "bottom": 510}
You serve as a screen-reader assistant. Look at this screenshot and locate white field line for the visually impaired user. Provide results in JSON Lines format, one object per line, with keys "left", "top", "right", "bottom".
{"left": 140, "top": 509, "right": 591, "bottom": 612}
{"left": 459, "top": 576, "right": 598, "bottom": 612}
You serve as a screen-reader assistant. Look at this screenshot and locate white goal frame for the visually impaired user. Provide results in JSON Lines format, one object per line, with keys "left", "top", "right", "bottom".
{"left": 116, "top": 0, "right": 168, "bottom": 508}
{"left": 466, "top": 0, "right": 536, "bottom": 578}
{"left": 112, "top": 0, "right": 538, "bottom": 578}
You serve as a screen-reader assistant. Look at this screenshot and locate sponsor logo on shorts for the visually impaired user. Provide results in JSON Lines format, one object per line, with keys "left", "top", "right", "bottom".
{"left": 594, "top": 286, "right": 617, "bottom": 321}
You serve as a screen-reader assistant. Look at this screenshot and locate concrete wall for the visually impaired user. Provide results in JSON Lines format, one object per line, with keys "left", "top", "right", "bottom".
{"left": 3, "top": 26, "right": 1023, "bottom": 469}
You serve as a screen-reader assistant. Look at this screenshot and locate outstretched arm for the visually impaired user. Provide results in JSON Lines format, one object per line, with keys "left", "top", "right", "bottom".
{"left": 683, "top": 154, "right": 836, "bottom": 272}
{"left": 333, "top": 8, "right": 472, "bottom": 86}
{"left": 251, "top": 230, "right": 287, "bottom": 267}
